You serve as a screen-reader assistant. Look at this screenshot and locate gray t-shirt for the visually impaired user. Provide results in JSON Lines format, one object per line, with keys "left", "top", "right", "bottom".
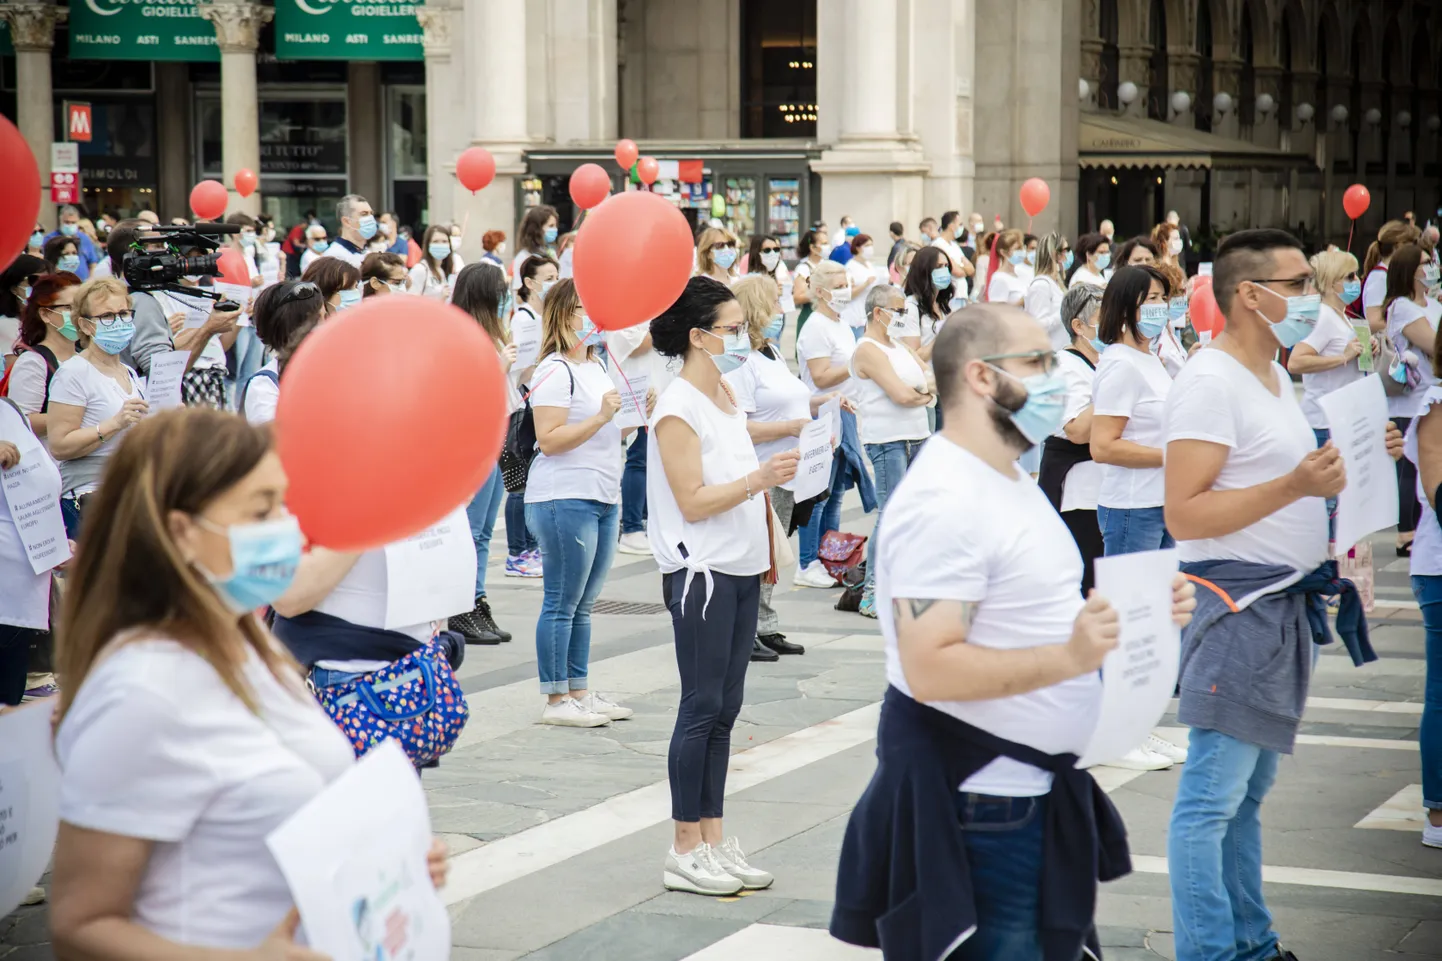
{"left": 120, "top": 291, "right": 175, "bottom": 377}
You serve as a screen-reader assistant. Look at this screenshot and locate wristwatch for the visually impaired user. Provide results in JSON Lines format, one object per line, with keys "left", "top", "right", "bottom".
{"left": 96, "top": 425, "right": 105, "bottom": 443}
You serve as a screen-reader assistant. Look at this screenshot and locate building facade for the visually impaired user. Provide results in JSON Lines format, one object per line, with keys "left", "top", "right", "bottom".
{"left": 2, "top": 0, "right": 1439, "bottom": 263}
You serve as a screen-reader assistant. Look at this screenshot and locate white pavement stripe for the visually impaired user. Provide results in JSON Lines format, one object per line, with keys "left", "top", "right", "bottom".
{"left": 1131, "top": 855, "right": 1442, "bottom": 898}
{"left": 440, "top": 702, "right": 881, "bottom": 906}
{"left": 1355, "top": 784, "right": 1428, "bottom": 831}
{"left": 677, "top": 924, "right": 879, "bottom": 960}
{"left": 1155, "top": 726, "right": 1417, "bottom": 751}
{"left": 1167, "top": 696, "right": 1425, "bottom": 715}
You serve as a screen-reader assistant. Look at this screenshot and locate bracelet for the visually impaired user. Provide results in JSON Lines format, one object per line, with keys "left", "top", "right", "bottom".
{"left": 95, "top": 425, "right": 105, "bottom": 443}
{"left": 744, "top": 473, "right": 754, "bottom": 501}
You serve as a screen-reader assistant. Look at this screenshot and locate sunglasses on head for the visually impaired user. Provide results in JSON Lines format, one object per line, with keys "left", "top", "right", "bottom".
{"left": 277, "top": 281, "right": 321, "bottom": 306}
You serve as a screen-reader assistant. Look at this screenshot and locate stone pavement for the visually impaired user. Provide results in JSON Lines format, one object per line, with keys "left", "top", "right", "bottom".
{"left": 5, "top": 499, "right": 1441, "bottom": 960}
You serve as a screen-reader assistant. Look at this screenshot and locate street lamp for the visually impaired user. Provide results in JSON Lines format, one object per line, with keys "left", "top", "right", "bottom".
{"left": 1398, "top": 110, "right": 1413, "bottom": 129}
{"left": 1364, "top": 107, "right": 1382, "bottom": 126}
{"left": 1255, "top": 93, "right": 1275, "bottom": 117}
{"left": 1170, "top": 91, "right": 1192, "bottom": 118}
{"left": 1212, "top": 92, "right": 1233, "bottom": 117}
{"left": 1296, "top": 102, "right": 1315, "bottom": 124}
{"left": 1118, "top": 81, "right": 1139, "bottom": 107}
{"left": 1330, "top": 104, "right": 1349, "bottom": 126}
{"left": 1079, "top": 78, "right": 1091, "bottom": 101}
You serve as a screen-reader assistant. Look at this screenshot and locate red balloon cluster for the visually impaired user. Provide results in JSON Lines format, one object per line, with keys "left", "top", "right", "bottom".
{"left": 275, "top": 296, "right": 508, "bottom": 550}
{"left": 1189, "top": 275, "right": 1224, "bottom": 335}
{"left": 234, "top": 168, "right": 258, "bottom": 198}
{"left": 1019, "top": 178, "right": 1050, "bottom": 217}
{"left": 189, "top": 180, "right": 228, "bottom": 221}
{"left": 457, "top": 147, "right": 496, "bottom": 193}
{"left": 572, "top": 191, "right": 692, "bottom": 331}
{"left": 614, "top": 139, "right": 639, "bottom": 170}
{"left": 637, "top": 156, "right": 659, "bottom": 186}
{"left": 0, "top": 115, "right": 41, "bottom": 269}
{"left": 1343, "top": 184, "right": 1370, "bottom": 221}
{"left": 569, "top": 163, "right": 611, "bottom": 210}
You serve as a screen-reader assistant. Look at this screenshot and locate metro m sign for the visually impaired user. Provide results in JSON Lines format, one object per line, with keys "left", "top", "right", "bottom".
{"left": 66, "top": 102, "right": 92, "bottom": 143}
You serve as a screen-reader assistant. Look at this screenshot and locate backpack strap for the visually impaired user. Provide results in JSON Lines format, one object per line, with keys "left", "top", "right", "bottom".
{"left": 239, "top": 367, "right": 281, "bottom": 417}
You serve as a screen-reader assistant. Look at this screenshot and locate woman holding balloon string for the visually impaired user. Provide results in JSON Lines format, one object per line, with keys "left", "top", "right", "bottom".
{"left": 408, "top": 225, "right": 464, "bottom": 301}
{"left": 511, "top": 204, "right": 559, "bottom": 292}
{"left": 1287, "top": 250, "right": 1367, "bottom": 472}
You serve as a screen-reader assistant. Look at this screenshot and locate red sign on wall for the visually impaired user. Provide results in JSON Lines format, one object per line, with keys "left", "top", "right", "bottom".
{"left": 66, "top": 102, "right": 92, "bottom": 143}
{"left": 51, "top": 171, "right": 80, "bottom": 204}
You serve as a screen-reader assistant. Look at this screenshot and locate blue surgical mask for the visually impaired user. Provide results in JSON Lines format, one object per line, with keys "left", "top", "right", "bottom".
{"left": 544, "top": 226, "right": 559, "bottom": 245}
{"left": 1342, "top": 279, "right": 1363, "bottom": 304}
{"left": 762, "top": 314, "right": 784, "bottom": 342}
{"left": 429, "top": 242, "right": 452, "bottom": 261}
{"left": 541, "top": 279, "right": 557, "bottom": 297}
{"left": 1137, "top": 303, "right": 1169, "bottom": 340}
{"left": 57, "top": 254, "right": 81, "bottom": 272}
{"left": 931, "top": 266, "right": 952, "bottom": 290}
{"left": 29, "top": 231, "right": 43, "bottom": 249}
{"left": 1168, "top": 297, "right": 1188, "bottom": 325}
{"left": 1008, "top": 250, "right": 1026, "bottom": 267}
{"left": 1095, "top": 252, "right": 1111, "bottom": 271}
{"left": 579, "top": 316, "right": 605, "bottom": 348}
{"left": 713, "top": 248, "right": 738, "bottom": 270}
{"left": 240, "top": 231, "right": 257, "bottom": 247}
{"left": 845, "top": 226, "right": 859, "bottom": 238}
{"left": 195, "top": 514, "right": 303, "bottom": 614}
{"left": 704, "top": 328, "right": 751, "bottom": 374}
{"left": 1025, "top": 250, "right": 1036, "bottom": 266}
{"left": 1254, "top": 284, "right": 1321, "bottom": 348}
{"left": 356, "top": 214, "right": 378, "bottom": 240}
{"left": 60, "top": 223, "right": 78, "bottom": 237}
{"left": 93, "top": 320, "right": 136, "bottom": 355}
{"left": 312, "top": 239, "right": 330, "bottom": 253}
{"left": 339, "top": 287, "right": 362, "bottom": 310}
{"left": 987, "top": 364, "right": 1068, "bottom": 446}
{"left": 1426, "top": 263, "right": 1441, "bottom": 288}
{"left": 1062, "top": 251, "right": 1074, "bottom": 271}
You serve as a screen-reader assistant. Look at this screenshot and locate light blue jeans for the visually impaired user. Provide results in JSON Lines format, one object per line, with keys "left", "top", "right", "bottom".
{"left": 1098, "top": 505, "right": 1174, "bottom": 556}
{"left": 797, "top": 455, "right": 845, "bottom": 568}
{"left": 231, "top": 325, "right": 265, "bottom": 394}
{"left": 1410, "top": 575, "right": 1442, "bottom": 810}
{"left": 1168, "top": 727, "right": 1282, "bottom": 961}
{"left": 465, "top": 466, "right": 505, "bottom": 598}
{"left": 524, "top": 499, "right": 619, "bottom": 695}
{"left": 862, "top": 439, "right": 923, "bottom": 598}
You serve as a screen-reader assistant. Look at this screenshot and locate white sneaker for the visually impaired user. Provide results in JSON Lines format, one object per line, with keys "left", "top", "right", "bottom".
{"left": 617, "top": 532, "right": 652, "bottom": 555}
{"left": 539, "top": 698, "right": 611, "bottom": 728}
{"left": 577, "top": 691, "right": 634, "bottom": 721}
{"left": 1107, "top": 747, "right": 1174, "bottom": 771}
{"left": 793, "top": 562, "right": 837, "bottom": 589}
{"left": 1146, "top": 733, "right": 1188, "bottom": 764}
{"left": 663, "top": 843, "right": 743, "bottom": 896}
{"left": 715, "top": 837, "right": 774, "bottom": 890}
{"left": 1424, "top": 821, "right": 1442, "bottom": 849}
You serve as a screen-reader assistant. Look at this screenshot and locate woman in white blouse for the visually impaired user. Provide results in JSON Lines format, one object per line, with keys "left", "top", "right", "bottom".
{"left": 1023, "top": 232, "right": 1071, "bottom": 349}
{"left": 1384, "top": 243, "right": 1437, "bottom": 554}
{"left": 48, "top": 409, "right": 447, "bottom": 960}
{"left": 648, "top": 275, "right": 799, "bottom": 898}
{"left": 983, "top": 229, "right": 1028, "bottom": 306}
{"left": 1069, "top": 232, "right": 1112, "bottom": 289}
{"left": 1287, "top": 249, "right": 1366, "bottom": 449}
{"left": 408, "top": 224, "right": 463, "bottom": 301}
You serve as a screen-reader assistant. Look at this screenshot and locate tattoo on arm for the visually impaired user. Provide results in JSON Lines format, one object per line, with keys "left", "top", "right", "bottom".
{"left": 891, "top": 598, "right": 979, "bottom": 628}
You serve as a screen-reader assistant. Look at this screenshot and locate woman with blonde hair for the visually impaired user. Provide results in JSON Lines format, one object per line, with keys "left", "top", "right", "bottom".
{"left": 1288, "top": 249, "right": 1366, "bottom": 448}
{"left": 696, "top": 227, "right": 741, "bottom": 285}
{"left": 524, "top": 278, "right": 631, "bottom": 727}
{"left": 48, "top": 409, "right": 447, "bottom": 960}
{"left": 1364, "top": 219, "right": 1422, "bottom": 333}
{"left": 1023, "top": 232, "right": 1071, "bottom": 348}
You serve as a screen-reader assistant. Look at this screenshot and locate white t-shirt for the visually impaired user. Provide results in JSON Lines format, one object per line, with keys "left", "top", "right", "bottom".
{"left": 1407, "top": 387, "right": 1442, "bottom": 577}
{"left": 47, "top": 355, "right": 145, "bottom": 495}
{"left": 1362, "top": 265, "right": 1388, "bottom": 312}
{"left": 313, "top": 548, "right": 438, "bottom": 648}
{"left": 524, "top": 355, "right": 622, "bottom": 504}
{"left": 842, "top": 258, "right": 874, "bottom": 328}
{"left": 796, "top": 312, "right": 856, "bottom": 399}
{"left": 1024, "top": 275, "right": 1068, "bottom": 350}
{"left": 1053, "top": 348, "right": 1102, "bottom": 512}
{"left": 1091, "top": 344, "right": 1172, "bottom": 509}
{"left": 849, "top": 337, "right": 930, "bottom": 444}
{"left": 646, "top": 378, "right": 768, "bottom": 580}
{"left": 299, "top": 248, "right": 322, "bottom": 274}
{"left": 603, "top": 323, "right": 677, "bottom": 400}
{"left": 0, "top": 316, "right": 19, "bottom": 355}
{"left": 243, "top": 359, "right": 280, "bottom": 425}
{"left": 897, "top": 295, "right": 947, "bottom": 349}
{"left": 1298, "top": 303, "right": 1363, "bottom": 429}
{"left": 56, "top": 639, "right": 354, "bottom": 949}
{"left": 1069, "top": 266, "right": 1107, "bottom": 289}
{"left": 1152, "top": 325, "right": 1188, "bottom": 377}
{"left": 407, "top": 260, "right": 461, "bottom": 301}
{"left": 1165, "top": 349, "right": 1328, "bottom": 572}
{"left": 7, "top": 349, "right": 55, "bottom": 417}
{"left": 723, "top": 346, "right": 812, "bottom": 462}
{"left": 0, "top": 405, "right": 57, "bottom": 629}
{"left": 986, "top": 269, "right": 1025, "bottom": 306}
{"left": 1386, "top": 298, "right": 1439, "bottom": 418}
{"left": 878, "top": 437, "right": 1096, "bottom": 796}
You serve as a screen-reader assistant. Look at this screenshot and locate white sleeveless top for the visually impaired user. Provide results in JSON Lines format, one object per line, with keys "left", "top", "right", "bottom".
{"left": 849, "top": 336, "right": 931, "bottom": 444}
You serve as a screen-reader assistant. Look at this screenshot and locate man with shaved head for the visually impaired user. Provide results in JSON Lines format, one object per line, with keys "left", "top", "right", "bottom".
{"left": 832, "top": 304, "right": 1195, "bottom": 959}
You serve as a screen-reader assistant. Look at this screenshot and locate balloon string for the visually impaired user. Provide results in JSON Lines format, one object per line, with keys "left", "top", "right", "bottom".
{"left": 1347, "top": 219, "right": 1354, "bottom": 255}
{"left": 599, "top": 344, "right": 645, "bottom": 415}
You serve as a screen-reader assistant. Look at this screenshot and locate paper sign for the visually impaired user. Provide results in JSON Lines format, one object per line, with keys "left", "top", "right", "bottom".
{"left": 213, "top": 281, "right": 251, "bottom": 307}
{"left": 511, "top": 307, "right": 542, "bottom": 372}
{"left": 1077, "top": 548, "right": 1181, "bottom": 769}
{"left": 611, "top": 371, "right": 650, "bottom": 430}
{"left": 1198, "top": 262, "right": 1213, "bottom": 277}
{"left": 783, "top": 416, "right": 833, "bottom": 502}
{"left": 820, "top": 397, "right": 841, "bottom": 444}
{"left": 145, "top": 350, "right": 190, "bottom": 411}
{"left": 383, "top": 507, "right": 477, "bottom": 629}
{"left": 1353, "top": 325, "right": 1374, "bottom": 373}
{"left": 1321, "top": 374, "right": 1398, "bottom": 553}
{"left": 0, "top": 405, "right": 70, "bottom": 575}
{"left": 268, "top": 741, "right": 449, "bottom": 961}
{"left": 0, "top": 703, "right": 62, "bottom": 921}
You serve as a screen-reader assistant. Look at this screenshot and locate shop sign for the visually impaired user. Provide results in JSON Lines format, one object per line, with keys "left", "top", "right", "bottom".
{"left": 65, "top": 103, "right": 93, "bottom": 143}
{"left": 50, "top": 172, "right": 80, "bottom": 205}
{"left": 274, "top": 0, "right": 423, "bottom": 61}
{"left": 69, "top": 0, "right": 220, "bottom": 63}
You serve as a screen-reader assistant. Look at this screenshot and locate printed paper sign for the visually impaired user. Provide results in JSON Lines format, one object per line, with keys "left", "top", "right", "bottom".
{"left": 1321, "top": 374, "right": 1398, "bottom": 553}
{"left": 1353, "top": 325, "right": 1374, "bottom": 373}
{"left": 1077, "top": 548, "right": 1181, "bottom": 769}
{"left": 383, "top": 507, "right": 477, "bottom": 629}
{"left": 0, "top": 703, "right": 62, "bottom": 921}
{"left": 145, "top": 350, "right": 190, "bottom": 411}
{"left": 783, "top": 416, "right": 833, "bottom": 502}
{"left": 512, "top": 308, "right": 542, "bottom": 373}
{"left": 0, "top": 405, "right": 70, "bottom": 575}
{"left": 611, "top": 371, "right": 650, "bottom": 430}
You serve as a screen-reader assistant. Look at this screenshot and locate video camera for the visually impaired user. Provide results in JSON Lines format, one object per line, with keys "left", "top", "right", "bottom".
{"left": 122, "top": 222, "right": 243, "bottom": 308}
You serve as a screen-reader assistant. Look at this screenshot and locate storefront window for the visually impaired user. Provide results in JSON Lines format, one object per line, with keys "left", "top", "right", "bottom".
{"left": 387, "top": 86, "right": 427, "bottom": 230}
{"left": 741, "top": 0, "right": 816, "bottom": 139}
{"left": 59, "top": 98, "right": 159, "bottom": 218}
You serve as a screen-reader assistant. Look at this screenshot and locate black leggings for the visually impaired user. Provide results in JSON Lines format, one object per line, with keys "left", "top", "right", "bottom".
{"left": 664, "top": 568, "right": 759, "bottom": 822}
{"left": 1395, "top": 417, "right": 1423, "bottom": 534}
{"left": 1061, "top": 509, "right": 1104, "bottom": 596}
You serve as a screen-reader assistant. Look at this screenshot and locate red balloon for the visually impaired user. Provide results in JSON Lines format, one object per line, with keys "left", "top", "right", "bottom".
{"left": 189, "top": 180, "right": 228, "bottom": 221}
{"left": 234, "top": 168, "right": 258, "bottom": 198}
{"left": 573, "top": 191, "right": 692, "bottom": 331}
{"left": 275, "top": 297, "right": 507, "bottom": 550}
{"left": 0, "top": 115, "right": 41, "bottom": 270}
{"left": 569, "top": 163, "right": 611, "bottom": 210}
{"left": 1343, "top": 183, "right": 1371, "bottom": 221}
{"left": 614, "top": 139, "right": 639, "bottom": 170}
{"left": 637, "top": 156, "right": 659, "bottom": 185}
{"left": 215, "top": 248, "right": 250, "bottom": 285}
{"left": 456, "top": 147, "right": 496, "bottom": 193}
{"left": 1019, "top": 178, "right": 1051, "bottom": 217}
{"left": 1189, "top": 282, "right": 1224, "bottom": 335}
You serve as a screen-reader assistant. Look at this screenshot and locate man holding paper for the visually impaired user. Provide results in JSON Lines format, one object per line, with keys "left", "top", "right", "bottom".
{"left": 831, "top": 305, "right": 1194, "bottom": 961}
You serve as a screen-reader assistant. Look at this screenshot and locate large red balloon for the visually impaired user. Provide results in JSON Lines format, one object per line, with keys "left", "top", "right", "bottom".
{"left": 572, "top": 191, "right": 692, "bottom": 331}
{"left": 0, "top": 115, "right": 41, "bottom": 270}
{"left": 275, "top": 297, "right": 507, "bottom": 550}
{"left": 569, "top": 163, "right": 611, "bottom": 210}
{"left": 190, "top": 180, "right": 228, "bottom": 221}
{"left": 1190, "top": 281, "right": 1224, "bottom": 335}
{"left": 456, "top": 147, "right": 496, "bottom": 193}
{"left": 637, "top": 156, "right": 660, "bottom": 186}
{"left": 614, "top": 139, "right": 639, "bottom": 170}
{"left": 1019, "top": 178, "right": 1051, "bottom": 217}
{"left": 215, "top": 248, "right": 249, "bottom": 284}
{"left": 1343, "top": 184, "right": 1371, "bottom": 221}
{"left": 234, "top": 168, "right": 258, "bottom": 198}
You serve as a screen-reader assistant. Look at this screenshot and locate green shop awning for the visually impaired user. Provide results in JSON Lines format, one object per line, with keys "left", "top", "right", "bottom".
{"left": 68, "top": 0, "right": 219, "bottom": 62}
{"left": 273, "top": 0, "right": 422, "bottom": 61}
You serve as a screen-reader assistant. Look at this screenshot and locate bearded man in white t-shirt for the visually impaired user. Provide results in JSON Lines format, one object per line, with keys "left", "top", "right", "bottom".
{"left": 831, "top": 303, "right": 1195, "bottom": 960}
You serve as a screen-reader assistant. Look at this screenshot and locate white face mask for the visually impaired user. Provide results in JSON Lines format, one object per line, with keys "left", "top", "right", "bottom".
{"left": 450, "top": 236, "right": 462, "bottom": 251}
{"left": 1168, "top": 236, "right": 1183, "bottom": 255}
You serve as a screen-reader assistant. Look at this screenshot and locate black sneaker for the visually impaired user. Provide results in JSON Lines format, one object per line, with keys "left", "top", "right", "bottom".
{"left": 475, "top": 596, "right": 511, "bottom": 642}
{"left": 1273, "top": 949, "right": 1300, "bottom": 961}
{"left": 452, "top": 599, "right": 502, "bottom": 645}
{"left": 750, "top": 638, "right": 779, "bottom": 662}
{"left": 758, "top": 632, "right": 805, "bottom": 655}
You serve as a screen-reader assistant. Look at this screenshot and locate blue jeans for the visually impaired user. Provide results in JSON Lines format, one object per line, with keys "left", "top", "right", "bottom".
{"left": 1098, "top": 505, "right": 1174, "bottom": 556}
{"left": 506, "top": 491, "right": 537, "bottom": 557}
{"left": 862, "top": 439, "right": 923, "bottom": 596}
{"left": 525, "top": 499, "right": 619, "bottom": 695}
{"left": 232, "top": 325, "right": 265, "bottom": 391}
{"left": 1411, "top": 575, "right": 1442, "bottom": 810}
{"left": 621, "top": 427, "right": 648, "bottom": 535}
{"left": 797, "top": 455, "right": 845, "bottom": 568}
{"left": 952, "top": 793, "right": 1073, "bottom": 961}
{"left": 1314, "top": 428, "right": 1338, "bottom": 542}
{"left": 465, "top": 466, "right": 505, "bottom": 598}
{"left": 1168, "top": 728, "right": 1281, "bottom": 961}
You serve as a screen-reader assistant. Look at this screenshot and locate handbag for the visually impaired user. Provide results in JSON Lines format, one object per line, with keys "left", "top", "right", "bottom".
{"left": 500, "top": 360, "right": 575, "bottom": 494}
{"left": 817, "top": 529, "right": 867, "bottom": 584}
{"left": 311, "top": 635, "right": 470, "bottom": 767}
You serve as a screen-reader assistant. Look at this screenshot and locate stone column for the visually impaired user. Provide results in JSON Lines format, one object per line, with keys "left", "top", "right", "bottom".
{"left": 1210, "top": 58, "right": 1244, "bottom": 139}
{"left": 1079, "top": 38, "right": 1104, "bottom": 113}
{"left": 1250, "top": 66, "right": 1283, "bottom": 148}
{"left": 416, "top": 5, "right": 454, "bottom": 228}
{"left": 1166, "top": 50, "right": 1200, "bottom": 127}
{"left": 198, "top": 0, "right": 271, "bottom": 217}
{"left": 1118, "top": 44, "right": 1151, "bottom": 118}
{"left": 1322, "top": 78, "right": 1351, "bottom": 245}
{"left": 2, "top": 2, "right": 65, "bottom": 230}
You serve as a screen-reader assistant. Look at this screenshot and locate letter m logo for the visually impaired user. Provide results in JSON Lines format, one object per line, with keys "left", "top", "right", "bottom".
{"left": 67, "top": 103, "right": 92, "bottom": 142}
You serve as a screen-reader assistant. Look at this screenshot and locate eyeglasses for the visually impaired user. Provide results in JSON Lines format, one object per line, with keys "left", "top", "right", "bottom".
{"left": 1250, "top": 275, "right": 1318, "bottom": 296}
{"left": 980, "top": 349, "right": 1058, "bottom": 375}
{"left": 86, "top": 310, "right": 135, "bottom": 326}
{"left": 711, "top": 241, "right": 737, "bottom": 250}
{"left": 277, "top": 281, "right": 321, "bottom": 306}
{"left": 710, "top": 323, "right": 745, "bottom": 335}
